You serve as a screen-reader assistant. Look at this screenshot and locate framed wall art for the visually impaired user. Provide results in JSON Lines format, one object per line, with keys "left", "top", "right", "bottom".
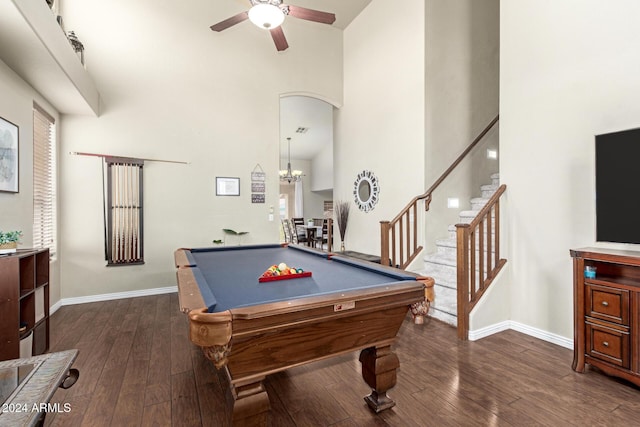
{"left": 0, "top": 116, "right": 19, "bottom": 193}
{"left": 216, "top": 177, "right": 240, "bottom": 196}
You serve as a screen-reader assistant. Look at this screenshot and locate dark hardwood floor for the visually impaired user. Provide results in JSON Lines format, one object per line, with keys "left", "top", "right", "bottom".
{"left": 43, "top": 294, "right": 640, "bottom": 426}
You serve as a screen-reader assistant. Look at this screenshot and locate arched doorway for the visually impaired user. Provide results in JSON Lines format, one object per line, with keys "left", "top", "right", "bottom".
{"left": 278, "top": 94, "right": 338, "bottom": 240}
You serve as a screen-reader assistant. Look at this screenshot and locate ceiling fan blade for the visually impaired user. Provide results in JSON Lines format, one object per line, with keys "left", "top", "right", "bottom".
{"left": 285, "top": 5, "right": 336, "bottom": 25}
{"left": 210, "top": 11, "right": 249, "bottom": 32}
{"left": 270, "top": 27, "right": 289, "bottom": 51}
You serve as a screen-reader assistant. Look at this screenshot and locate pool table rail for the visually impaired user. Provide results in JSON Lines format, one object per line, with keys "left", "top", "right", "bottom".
{"left": 175, "top": 266, "right": 205, "bottom": 313}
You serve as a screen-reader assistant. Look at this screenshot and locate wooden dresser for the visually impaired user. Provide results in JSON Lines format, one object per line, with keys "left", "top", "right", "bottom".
{"left": 571, "top": 247, "right": 640, "bottom": 386}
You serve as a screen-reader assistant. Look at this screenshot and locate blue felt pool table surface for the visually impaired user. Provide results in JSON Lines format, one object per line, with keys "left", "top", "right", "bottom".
{"left": 183, "top": 244, "right": 419, "bottom": 313}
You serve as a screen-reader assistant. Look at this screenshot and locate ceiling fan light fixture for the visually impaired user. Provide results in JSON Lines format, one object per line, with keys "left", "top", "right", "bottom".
{"left": 248, "top": 4, "right": 285, "bottom": 29}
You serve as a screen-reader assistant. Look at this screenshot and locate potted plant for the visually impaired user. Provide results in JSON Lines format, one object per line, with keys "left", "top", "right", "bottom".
{"left": 0, "top": 230, "right": 22, "bottom": 254}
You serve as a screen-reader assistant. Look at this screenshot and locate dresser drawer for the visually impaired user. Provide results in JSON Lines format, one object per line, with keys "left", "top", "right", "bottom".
{"left": 585, "top": 321, "right": 630, "bottom": 369}
{"left": 585, "top": 283, "right": 629, "bottom": 326}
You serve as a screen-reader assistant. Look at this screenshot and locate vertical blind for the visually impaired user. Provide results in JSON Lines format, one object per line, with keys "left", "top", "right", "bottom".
{"left": 32, "top": 104, "right": 56, "bottom": 255}
{"left": 104, "top": 157, "right": 144, "bottom": 265}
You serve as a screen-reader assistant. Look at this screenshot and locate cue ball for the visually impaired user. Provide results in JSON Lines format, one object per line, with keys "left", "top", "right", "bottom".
{"left": 278, "top": 262, "right": 288, "bottom": 271}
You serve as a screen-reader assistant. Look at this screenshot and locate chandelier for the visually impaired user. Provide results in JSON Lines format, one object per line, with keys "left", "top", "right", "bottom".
{"left": 279, "top": 137, "right": 303, "bottom": 183}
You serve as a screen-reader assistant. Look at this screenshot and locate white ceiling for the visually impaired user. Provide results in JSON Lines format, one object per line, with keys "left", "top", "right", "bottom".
{"left": 280, "top": 95, "right": 335, "bottom": 161}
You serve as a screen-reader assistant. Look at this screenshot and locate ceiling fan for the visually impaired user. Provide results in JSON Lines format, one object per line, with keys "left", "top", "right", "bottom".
{"left": 210, "top": 0, "right": 336, "bottom": 52}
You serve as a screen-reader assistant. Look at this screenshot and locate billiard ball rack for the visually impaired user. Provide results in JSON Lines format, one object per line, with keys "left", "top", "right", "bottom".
{"left": 258, "top": 271, "right": 311, "bottom": 283}
{"left": 258, "top": 271, "right": 312, "bottom": 283}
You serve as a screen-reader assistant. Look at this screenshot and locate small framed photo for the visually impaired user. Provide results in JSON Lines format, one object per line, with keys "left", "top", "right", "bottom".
{"left": 0, "top": 116, "right": 19, "bottom": 193}
{"left": 216, "top": 177, "right": 240, "bottom": 196}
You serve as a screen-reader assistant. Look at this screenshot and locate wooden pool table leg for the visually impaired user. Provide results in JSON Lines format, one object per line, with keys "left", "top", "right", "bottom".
{"left": 359, "top": 345, "right": 400, "bottom": 413}
{"left": 230, "top": 376, "right": 270, "bottom": 427}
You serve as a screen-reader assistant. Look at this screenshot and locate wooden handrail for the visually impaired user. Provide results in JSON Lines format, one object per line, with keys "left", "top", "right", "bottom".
{"left": 422, "top": 114, "right": 499, "bottom": 208}
{"left": 380, "top": 115, "right": 499, "bottom": 269}
{"left": 456, "top": 184, "right": 507, "bottom": 340}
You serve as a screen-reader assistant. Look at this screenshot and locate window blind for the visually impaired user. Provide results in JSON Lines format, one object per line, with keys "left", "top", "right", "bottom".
{"left": 323, "top": 200, "right": 333, "bottom": 218}
{"left": 32, "top": 104, "right": 56, "bottom": 255}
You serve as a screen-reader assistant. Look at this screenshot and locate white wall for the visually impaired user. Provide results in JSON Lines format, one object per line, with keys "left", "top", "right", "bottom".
{"left": 0, "top": 60, "right": 62, "bottom": 305}
{"left": 311, "top": 134, "right": 334, "bottom": 192}
{"left": 336, "top": 0, "right": 425, "bottom": 255}
{"left": 58, "top": 0, "right": 343, "bottom": 299}
{"left": 424, "top": 0, "right": 500, "bottom": 254}
{"left": 0, "top": 62, "right": 35, "bottom": 241}
{"left": 501, "top": 0, "right": 640, "bottom": 340}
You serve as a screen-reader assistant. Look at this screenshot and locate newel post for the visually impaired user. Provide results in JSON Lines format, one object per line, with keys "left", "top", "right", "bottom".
{"left": 380, "top": 221, "right": 390, "bottom": 267}
{"left": 456, "top": 223, "right": 470, "bottom": 340}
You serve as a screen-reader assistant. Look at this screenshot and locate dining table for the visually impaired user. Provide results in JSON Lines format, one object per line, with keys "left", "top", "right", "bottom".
{"left": 297, "top": 225, "right": 323, "bottom": 247}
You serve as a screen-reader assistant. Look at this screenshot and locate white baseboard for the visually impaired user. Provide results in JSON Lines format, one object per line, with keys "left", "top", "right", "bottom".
{"left": 50, "top": 300, "right": 62, "bottom": 315}
{"left": 468, "top": 320, "right": 511, "bottom": 341}
{"left": 54, "top": 286, "right": 178, "bottom": 308}
{"left": 469, "top": 320, "right": 574, "bottom": 350}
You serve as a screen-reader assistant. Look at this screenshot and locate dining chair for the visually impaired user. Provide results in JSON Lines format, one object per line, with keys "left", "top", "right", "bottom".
{"left": 314, "top": 219, "right": 329, "bottom": 250}
{"left": 281, "top": 219, "right": 291, "bottom": 243}
{"left": 291, "top": 218, "right": 307, "bottom": 243}
{"left": 288, "top": 220, "right": 298, "bottom": 244}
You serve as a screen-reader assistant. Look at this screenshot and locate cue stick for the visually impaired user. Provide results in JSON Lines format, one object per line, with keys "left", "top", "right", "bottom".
{"left": 128, "top": 163, "right": 133, "bottom": 260}
{"left": 125, "top": 163, "right": 129, "bottom": 261}
{"left": 122, "top": 163, "right": 126, "bottom": 262}
{"left": 130, "top": 164, "right": 135, "bottom": 260}
{"left": 101, "top": 160, "right": 108, "bottom": 261}
{"left": 125, "top": 162, "right": 131, "bottom": 261}
{"left": 113, "top": 165, "right": 120, "bottom": 262}
{"left": 135, "top": 167, "right": 140, "bottom": 259}
{"left": 70, "top": 151, "right": 189, "bottom": 165}
{"left": 118, "top": 163, "right": 123, "bottom": 262}
{"left": 112, "top": 163, "right": 117, "bottom": 263}
{"left": 130, "top": 163, "right": 135, "bottom": 260}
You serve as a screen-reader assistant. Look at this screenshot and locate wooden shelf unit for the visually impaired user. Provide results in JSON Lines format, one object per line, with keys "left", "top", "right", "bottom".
{"left": 571, "top": 247, "right": 640, "bottom": 386}
{"left": 0, "top": 248, "right": 50, "bottom": 361}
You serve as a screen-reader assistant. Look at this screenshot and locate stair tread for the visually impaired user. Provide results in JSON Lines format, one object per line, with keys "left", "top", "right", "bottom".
{"left": 416, "top": 172, "right": 500, "bottom": 329}
{"left": 470, "top": 197, "right": 491, "bottom": 203}
{"left": 435, "top": 237, "right": 457, "bottom": 248}
{"left": 429, "top": 307, "right": 457, "bottom": 326}
{"left": 481, "top": 183, "right": 499, "bottom": 190}
{"left": 422, "top": 252, "right": 457, "bottom": 267}
{"left": 436, "top": 237, "right": 497, "bottom": 249}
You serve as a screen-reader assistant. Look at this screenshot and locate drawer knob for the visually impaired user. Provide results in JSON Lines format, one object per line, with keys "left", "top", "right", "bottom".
{"left": 603, "top": 341, "right": 609, "bottom": 347}
{"left": 602, "top": 301, "right": 609, "bottom": 307}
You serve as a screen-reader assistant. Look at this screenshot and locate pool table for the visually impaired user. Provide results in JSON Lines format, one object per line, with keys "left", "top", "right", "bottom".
{"left": 175, "top": 244, "right": 434, "bottom": 426}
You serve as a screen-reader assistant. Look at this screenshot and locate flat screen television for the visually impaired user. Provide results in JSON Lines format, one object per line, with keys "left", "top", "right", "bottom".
{"left": 596, "top": 127, "right": 640, "bottom": 244}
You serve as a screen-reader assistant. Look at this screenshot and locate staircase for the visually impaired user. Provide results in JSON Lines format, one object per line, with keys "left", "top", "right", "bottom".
{"left": 414, "top": 173, "right": 500, "bottom": 326}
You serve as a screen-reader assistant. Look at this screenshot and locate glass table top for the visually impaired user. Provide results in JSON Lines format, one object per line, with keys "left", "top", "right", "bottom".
{"left": 0, "top": 363, "right": 35, "bottom": 404}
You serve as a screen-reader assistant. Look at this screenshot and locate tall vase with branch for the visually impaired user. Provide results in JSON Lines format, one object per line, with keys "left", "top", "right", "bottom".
{"left": 335, "top": 200, "right": 350, "bottom": 252}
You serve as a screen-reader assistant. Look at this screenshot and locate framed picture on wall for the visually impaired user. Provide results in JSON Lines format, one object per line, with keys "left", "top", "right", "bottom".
{"left": 216, "top": 177, "right": 240, "bottom": 196}
{"left": 0, "top": 116, "right": 19, "bottom": 193}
